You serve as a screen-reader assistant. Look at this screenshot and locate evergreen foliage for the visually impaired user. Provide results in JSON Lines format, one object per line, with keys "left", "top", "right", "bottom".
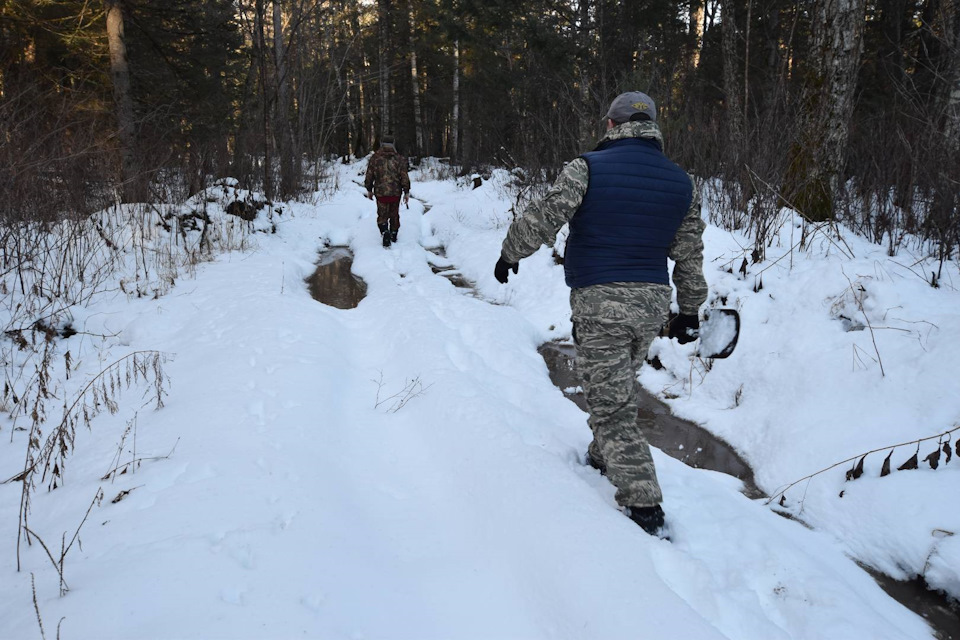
{"left": 0, "top": 0, "right": 957, "bottom": 259}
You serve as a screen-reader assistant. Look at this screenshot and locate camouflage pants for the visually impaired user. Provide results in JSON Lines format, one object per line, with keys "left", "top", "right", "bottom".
{"left": 376, "top": 199, "right": 401, "bottom": 231}
{"left": 571, "top": 283, "right": 672, "bottom": 508}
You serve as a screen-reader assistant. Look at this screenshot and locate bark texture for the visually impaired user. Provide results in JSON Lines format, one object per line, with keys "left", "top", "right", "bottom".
{"left": 105, "top": 0, "right": 144, "bottom": 202}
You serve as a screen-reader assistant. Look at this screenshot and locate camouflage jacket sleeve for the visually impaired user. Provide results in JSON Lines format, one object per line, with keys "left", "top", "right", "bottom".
{"left": 400, "top": 158, "right": 411, "bottom": 194}
{"left": 364, "top": 156, "right": 377, "bottom": 192}
{"left": 668, "top": 176, "right": 708, "bottom": 315}
{"left": 501, "top": 158, "right": 589, "bottom": 264}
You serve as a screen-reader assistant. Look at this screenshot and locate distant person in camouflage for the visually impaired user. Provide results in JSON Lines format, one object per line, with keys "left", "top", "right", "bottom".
{"left": 365, "top": 135, "right": 411, "bottom": 247}
{"left": 494, "top": 91, "right": 707, "bottom": 536}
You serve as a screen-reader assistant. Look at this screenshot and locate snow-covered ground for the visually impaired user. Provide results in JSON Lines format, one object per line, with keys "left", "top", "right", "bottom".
{"left": 0, "top": 157, "right": 955, "bottom": 639}
{"left": 419, "top": 162, "right": 960, "bottom": 604}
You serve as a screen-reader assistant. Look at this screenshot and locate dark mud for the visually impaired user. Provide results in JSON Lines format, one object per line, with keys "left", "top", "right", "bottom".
{"left": 305, "top": 248, "right": 367, "bottom": 309}
{"left": 537, "top": 341, "right": 763, "bottom": 499}
{"left": 427, "top": 247, "right": 476, "bottom": 291}
{"left": 863, "top": 570, "right": 960, "bottom": 640}
{"left": 539, "top": 340, "right": 959, "bottom": 638}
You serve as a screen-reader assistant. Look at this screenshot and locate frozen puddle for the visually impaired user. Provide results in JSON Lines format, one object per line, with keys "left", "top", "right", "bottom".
{"left": 306, "top": 248, "right": 367, "bottom": 309}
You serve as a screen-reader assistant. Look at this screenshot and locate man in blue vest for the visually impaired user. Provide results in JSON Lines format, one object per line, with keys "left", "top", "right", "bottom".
{"left": 494, "top": 91, "right": 707, "bottom": 536}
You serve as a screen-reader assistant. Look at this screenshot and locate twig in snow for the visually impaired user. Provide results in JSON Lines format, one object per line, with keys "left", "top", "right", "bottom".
{"left": 32, "top": 573, "right": 46, "bottom": 640}
{"left": 372, "top": 371, "right": 433, "bottom": 413}
{"left": 841, "top": 268, "right": 884, "bottom": 377}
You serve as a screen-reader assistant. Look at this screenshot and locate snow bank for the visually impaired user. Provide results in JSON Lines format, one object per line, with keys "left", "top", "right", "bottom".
{"left": 421, "top": 165, "right": 960, "bottom": 604}
{"left": 0, "top": 159, "right": 946, "bottom": 639}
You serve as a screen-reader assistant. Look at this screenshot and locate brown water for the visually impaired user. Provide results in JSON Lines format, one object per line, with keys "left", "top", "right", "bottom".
{"left": 305, "top": 248, "right": 367, "bottom": 309}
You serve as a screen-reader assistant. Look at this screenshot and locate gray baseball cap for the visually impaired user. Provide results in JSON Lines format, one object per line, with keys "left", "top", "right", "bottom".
{"left": 605, "top": 91, "right": 657, "bottom": 123}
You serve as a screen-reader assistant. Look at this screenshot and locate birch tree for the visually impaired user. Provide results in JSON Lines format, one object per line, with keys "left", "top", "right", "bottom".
{"left": 790, "top": 0, "right": 867, "bottom": 220}
{"left": 814, "top": 0, "right": 866, "bottom": 196}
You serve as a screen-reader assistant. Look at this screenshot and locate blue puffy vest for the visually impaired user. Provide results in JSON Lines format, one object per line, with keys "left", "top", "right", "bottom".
{"left": 564, "top": 137, "right": 693, "bottom": 289}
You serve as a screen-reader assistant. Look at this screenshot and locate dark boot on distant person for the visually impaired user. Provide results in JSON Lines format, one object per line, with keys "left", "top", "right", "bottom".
{"left": 378, "top": 223, "right": 391, "bottom": 247}
{"left": 390, "top": 228, "right": 398, "bottom": 243}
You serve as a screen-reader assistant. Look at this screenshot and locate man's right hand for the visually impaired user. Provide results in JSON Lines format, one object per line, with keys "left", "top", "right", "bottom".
{"left": 494, "top": 257, "right": 519, "bottom": 284}
{"left": 668, "top": 313, "right": 700, "bottom": 344}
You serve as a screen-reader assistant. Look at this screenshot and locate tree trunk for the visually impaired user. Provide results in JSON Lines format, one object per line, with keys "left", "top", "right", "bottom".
{"left": 577, "top": 0, "right": 594, "bottom": 150}
{"left": 784, "top": 0, "right": 867, "bottom": 221}
{"left": 451, "top": 39, "right": 460, "bottom": 160}
{"left": 721, "top": 0, "right": 744, "bottom": 168}
{"left": 104, "top": 0, "right": 144, "bottom": 203}
{"left": 938, "top": 0, "right": 960, "bottom": 144}
{"left": 814, "top": 0, "right": 866, "bottom": 199}
{"left": 928, "top": 0, "right": 960, "bottom": 265}
{"left": 350, "top": 4, "right": 368, "bottom": 156}
{"left": 254, "top": 0, "right": 273, "bottom": 200}
{"left": 407, "top": 0, "right": 423, "bottom": 156}
{"left": 378, "top": 0, "right": 391, "bottom": 137}
{"left": 233, "top": 45, "right": 261, "bottom": 185}
{"left": 743, "top": 0, "right": 753, "bottom": 121}
{"left": 689, "top": 0, "right": 706, "bottom": 69}
{"left": 273, "top": 0, "right": 299, "bottom": 198}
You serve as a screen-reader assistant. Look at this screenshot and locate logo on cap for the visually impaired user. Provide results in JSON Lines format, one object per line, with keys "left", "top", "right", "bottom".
{"left": 632, "top": 101, "right": 650, "bottom": 111}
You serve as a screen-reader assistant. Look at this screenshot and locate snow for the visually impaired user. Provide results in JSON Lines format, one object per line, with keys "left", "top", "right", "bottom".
{"left": 0, "top": 157, "right": 955, "bottom": 639}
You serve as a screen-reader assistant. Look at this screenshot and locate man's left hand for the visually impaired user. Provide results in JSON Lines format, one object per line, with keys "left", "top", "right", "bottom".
{"left": 494, "top": 257, "right": 519, "bottom": 284}
{"left": 365, "top": 191, "right": 374, "bottom": 200}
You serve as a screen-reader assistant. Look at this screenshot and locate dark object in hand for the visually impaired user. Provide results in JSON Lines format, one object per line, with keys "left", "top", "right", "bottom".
{"left": 494, "top": 257, "right": 519, "bottom": 284}
{"left": 668, "top": 313, "right": 699, "bottom": 344}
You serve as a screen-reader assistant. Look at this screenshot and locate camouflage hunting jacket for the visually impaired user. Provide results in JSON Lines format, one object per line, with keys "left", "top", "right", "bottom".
{"left": 365, "top": 147, "right": 411, "bottom": 198}
{"left": 500, "top": 121, "right": 708, "bottom": 315}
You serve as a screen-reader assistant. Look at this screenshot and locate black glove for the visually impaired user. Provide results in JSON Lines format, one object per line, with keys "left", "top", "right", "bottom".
{"left": 668, "top": 313, "right": 699, "bottom": 344}
{"left": 494, "top": 257, "right": 519, "bottom": 284}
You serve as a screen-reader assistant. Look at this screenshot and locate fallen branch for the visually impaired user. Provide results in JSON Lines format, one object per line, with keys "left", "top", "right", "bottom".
{"left": 767, "top": 424, "right": 959, "bottom": 507}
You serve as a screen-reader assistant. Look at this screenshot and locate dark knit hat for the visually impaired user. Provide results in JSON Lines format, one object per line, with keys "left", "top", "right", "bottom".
{"left": 605, "top": 91, "right": 657, "bottom": 124}
{"left": 381, "top": 135, "right": 396, "bottom": 148}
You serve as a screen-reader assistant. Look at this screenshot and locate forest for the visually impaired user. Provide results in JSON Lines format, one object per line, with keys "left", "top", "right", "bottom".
{"left": 1, "top": 0, "right": 958, "bottom": 260}
{"left": 2, "top": 5, "right": 960, "bottom": 634}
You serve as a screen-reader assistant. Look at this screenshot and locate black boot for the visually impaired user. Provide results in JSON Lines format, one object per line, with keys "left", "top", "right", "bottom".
{"left": 378, "top": 223, "right": 391, "bottom": 248}
{"left": 390, "top": 228, "right": 398, "bottom": 243}
{"left": 627, "top": 504, "right": 666, "bottom": 537}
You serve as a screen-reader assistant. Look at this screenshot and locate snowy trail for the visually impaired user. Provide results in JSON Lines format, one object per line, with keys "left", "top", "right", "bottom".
{"left": 0, "top": 165, "right": 937, "bottom": 639}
